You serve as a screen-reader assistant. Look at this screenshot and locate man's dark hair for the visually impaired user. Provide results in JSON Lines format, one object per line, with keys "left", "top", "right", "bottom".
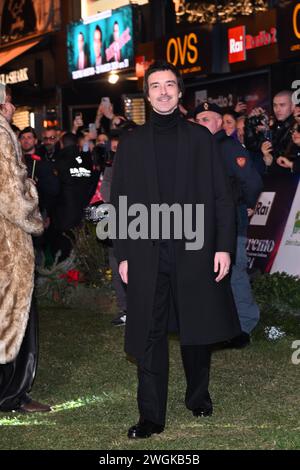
{"left": 143, "top": 60, "right": 184, "bottom": 97}
{"left": 19, "top": 126, "right": 37, "bottom": 139}
{"left": 62, "top": 132, "right": 78, "bottom": 148}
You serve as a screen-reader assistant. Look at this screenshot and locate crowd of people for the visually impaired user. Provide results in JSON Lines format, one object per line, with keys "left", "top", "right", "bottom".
{"left": 0, "top": 65, "right": 299, "bottom": 432}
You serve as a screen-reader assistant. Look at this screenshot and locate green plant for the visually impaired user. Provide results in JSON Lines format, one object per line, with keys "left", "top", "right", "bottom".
{"left": 71, "top": 221, "right": 109, "bottom": 288}
{"left": 253, "top": 272, "right": 300, "bottom": 314}
{"left": 252, "top": 272, "right": 300, "bottom": 338}
{"left": 35, "top": 252, "right": 77, "bottom": 305}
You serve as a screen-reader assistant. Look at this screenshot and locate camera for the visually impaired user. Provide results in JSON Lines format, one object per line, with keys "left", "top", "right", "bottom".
{"left": 248, "top": 112, "right": 268, "bottom": 128}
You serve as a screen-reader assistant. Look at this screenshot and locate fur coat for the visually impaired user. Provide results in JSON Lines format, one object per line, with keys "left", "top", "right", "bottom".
{"left": 0, "top": 114, "right": 43, "bottom": 364}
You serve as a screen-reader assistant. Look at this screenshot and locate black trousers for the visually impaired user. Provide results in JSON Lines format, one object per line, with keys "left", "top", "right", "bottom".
{"left": 0, "top": 299, "right": 38, "bottom": 411}
{"left": 137, "top": 242, "right": 212, "bottom": 426}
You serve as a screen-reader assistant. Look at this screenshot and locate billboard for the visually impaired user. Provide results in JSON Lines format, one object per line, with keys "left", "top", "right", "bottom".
{"left": 67, "top": 5, "right": 134, "bottom": 80}
{"left": 0, "top": 0, "right": 61, "bottom": 46}
{"left": 156, "top": 26, "right": 212, "bottom": 77}
{"left": 81, "top": 0, "right": 148, "bottom": 20}
{"left": 226, "top": 9, "right": 278, "bottom": 72}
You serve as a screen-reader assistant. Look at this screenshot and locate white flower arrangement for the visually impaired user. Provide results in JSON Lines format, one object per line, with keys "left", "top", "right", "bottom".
{"left": 264, "top": 326, "right": 286, "bottom": 341}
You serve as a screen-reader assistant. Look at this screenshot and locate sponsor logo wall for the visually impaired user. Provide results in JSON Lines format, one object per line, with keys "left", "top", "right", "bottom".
{"left": 271, "top": 182, "right": 300, "bottom": 276}
{"left": 189, "top": 71, "right": 270, "bottom": 115}
{"left": 247, "top": 175, "right": 300, "bottom": 273}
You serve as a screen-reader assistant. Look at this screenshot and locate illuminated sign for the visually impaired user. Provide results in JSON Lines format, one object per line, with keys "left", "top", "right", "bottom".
{"left": 226, "top": 9, "right": 278, "bottom": 69}
{"left": 135, "top": 56, "right": 151, "bottom": 78}
{"left": 159, "top": 28, "right": 212, "bottom": 76}
{"left": 228, "top": 26, "right": 246, "bottom": 63}
{"left": 0, "top": 67, "right": 29, "bottom": 85}
{"left": 81, "top": 0, "right": 148, "bottom": 19}
{"left": 67, "top": 5, "right": 134, "bottom": 80}
{"left": 278, "top": 1, "right": 300, "bottom": 58}
{"left": 293, "top": 3, "right": 300, "bottom": 40}
{"left": 228, "top": 25, "right": 277, "bottom": 63}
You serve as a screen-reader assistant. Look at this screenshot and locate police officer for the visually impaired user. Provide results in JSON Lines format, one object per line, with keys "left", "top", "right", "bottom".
{"left": 194, "top": 102, "right": 263, "bottom": 347}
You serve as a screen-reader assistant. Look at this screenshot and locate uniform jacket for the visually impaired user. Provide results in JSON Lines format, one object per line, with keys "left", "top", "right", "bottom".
{"left": 0, "top": 114, "right": 43, "bottom": 364}
{"left": 214, "top": 130, "right": 263, "bottom": 235}
{"left": 111, "top": 117, "right": 241, "bottom": 360}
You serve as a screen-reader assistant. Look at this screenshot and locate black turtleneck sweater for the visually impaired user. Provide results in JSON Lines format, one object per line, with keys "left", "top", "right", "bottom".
{"left": 151, "top": 108, "right": 179, "bottom": 206}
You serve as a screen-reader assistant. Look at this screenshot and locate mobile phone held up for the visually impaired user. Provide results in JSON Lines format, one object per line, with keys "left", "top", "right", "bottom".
{"left": 101, "top": 97, "right": 111, "bottom": 105}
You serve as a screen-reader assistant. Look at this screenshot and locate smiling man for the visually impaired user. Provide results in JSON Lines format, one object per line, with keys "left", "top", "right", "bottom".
{"left": 110, "top": 61, "right": 241, "bottom": 439}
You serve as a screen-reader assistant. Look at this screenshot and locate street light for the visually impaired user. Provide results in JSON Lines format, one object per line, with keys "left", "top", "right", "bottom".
{"left": 108, "top": 72, "right": 119, "bottom": 84}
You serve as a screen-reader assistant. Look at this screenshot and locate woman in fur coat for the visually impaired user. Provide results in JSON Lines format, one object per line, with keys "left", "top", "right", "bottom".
{"left": 0, "top": 85, "right": 50, "bottom": 413}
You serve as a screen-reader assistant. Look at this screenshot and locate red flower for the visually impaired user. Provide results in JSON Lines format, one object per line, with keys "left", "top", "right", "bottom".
{"left": 31, "top": 154, "right": 42, "bottom": 161}
{"left": 59, "top": 269, "right": 82, "bottom": 286}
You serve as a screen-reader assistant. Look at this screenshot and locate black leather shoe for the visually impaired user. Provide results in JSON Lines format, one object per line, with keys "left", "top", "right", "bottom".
{"left": 224, "top": 332, "right": 250, "bottom": 349}
{"left": 128, "top": 419, "right": 164, "bottom": 439}
{"left": 193, "top": 405, "right": 213, "bottom": 417}
{"left": 18, "top": 399, "right": 51, "bottom": 413}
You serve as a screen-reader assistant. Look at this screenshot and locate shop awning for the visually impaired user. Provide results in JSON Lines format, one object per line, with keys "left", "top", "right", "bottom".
{"left": 0, "top": 40, "right": 40, "bottom": 68}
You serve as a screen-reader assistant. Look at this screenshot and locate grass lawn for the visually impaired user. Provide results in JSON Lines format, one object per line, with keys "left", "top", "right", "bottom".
{"left": 0, "top": 300, "right": 299, "bottom": 450}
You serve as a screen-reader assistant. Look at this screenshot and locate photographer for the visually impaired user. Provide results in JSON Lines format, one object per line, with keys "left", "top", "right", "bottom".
{"left": 264, "top": 91, "right": 294, "bottom": 174}
{"left": 244, "top": 107, "right": 270, "bottom": 175}
{"left": 246, "top": 91, "right": 295, "bottom": 175}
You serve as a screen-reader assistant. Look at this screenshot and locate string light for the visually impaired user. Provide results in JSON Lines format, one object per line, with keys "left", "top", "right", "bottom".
{"left": 173, "top": 0, "right": 268, "bottom": 24}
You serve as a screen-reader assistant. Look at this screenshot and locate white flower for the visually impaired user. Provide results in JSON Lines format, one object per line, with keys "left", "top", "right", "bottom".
{"left": 264, "top": 326, "right": 286, "bottom": 341}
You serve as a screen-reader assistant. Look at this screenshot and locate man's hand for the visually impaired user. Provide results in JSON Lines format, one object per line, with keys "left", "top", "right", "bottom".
{"left": 247, "top": 208, "right": 254, "bottom": 217}
{"left": 248, "top": 107, "right": 265, "bottom": 118}
{"left": 277, "top": 156, "right": 293, "bottom": 170}
{"left": 214, "top": 252, "right": 231, "bottom": 282}
{"left": 111, "top": 115, "right": 126, "bottom": 129}
{"left": 261, "top": 141, "right": 273, "bottom": 166}
{"left": 119, "top": 260, "right": 128, "bottom": 284}
{"left": 234, "top": 101, "right": 247, "bottom": 114}
{"left": 100, "top": 102, "right": 114, "bottom": 120}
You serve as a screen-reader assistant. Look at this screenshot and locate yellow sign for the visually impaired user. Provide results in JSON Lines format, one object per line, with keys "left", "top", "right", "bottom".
{"left": 293, "top": 3, "right": 300, "bottom": 39}
{"left": 166, "top": 33, "right": 198, "bottom": 67}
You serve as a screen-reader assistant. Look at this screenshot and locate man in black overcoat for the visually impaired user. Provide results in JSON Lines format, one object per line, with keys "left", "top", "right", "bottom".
{"left": 110, "top": 61, "right": 241, "bottom": 439}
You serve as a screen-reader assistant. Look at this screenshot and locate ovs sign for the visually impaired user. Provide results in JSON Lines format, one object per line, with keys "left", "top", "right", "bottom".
{"left": 293, "top": 3, "right": 300, "bottom": 39}
{"left": 166, "top": 32, "right": 198, "bottom": 66}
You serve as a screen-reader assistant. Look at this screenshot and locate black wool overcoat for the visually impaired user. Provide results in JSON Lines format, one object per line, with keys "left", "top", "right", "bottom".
{"left": 110, "top": 118, "right": 241, "bottom": 360}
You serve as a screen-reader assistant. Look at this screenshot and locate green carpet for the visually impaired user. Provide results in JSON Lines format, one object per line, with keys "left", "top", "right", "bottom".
{"left": 0, "top": 304, "right": 299, "bottom": 450}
